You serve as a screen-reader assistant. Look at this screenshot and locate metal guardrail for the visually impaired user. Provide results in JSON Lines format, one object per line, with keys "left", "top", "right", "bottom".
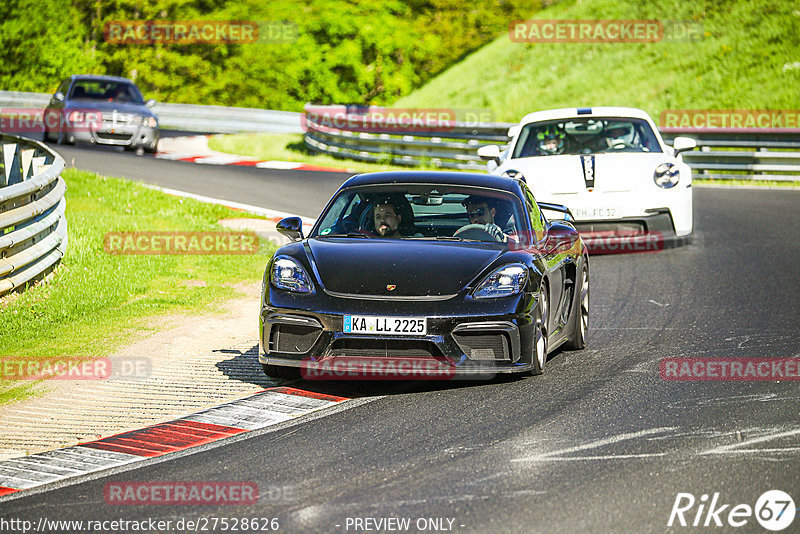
{"left": 0, "top": 134, "right": 67, "bottom": 296}
{"left": 304, "top": 105, "right": 800, "bottom": 180}
{"left": 0, "top": 90, "right": 303, "bottom": 134}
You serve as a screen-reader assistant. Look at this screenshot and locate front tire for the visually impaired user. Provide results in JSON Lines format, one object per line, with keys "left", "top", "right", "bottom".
{"left": 528, "top": 286, "right": 549, "bottom": 375}
{"left": 262, "top": 363, "right": 299, "bottom": 380}
{"left": 564, "top": 261, "right": 589, "bottom": 350}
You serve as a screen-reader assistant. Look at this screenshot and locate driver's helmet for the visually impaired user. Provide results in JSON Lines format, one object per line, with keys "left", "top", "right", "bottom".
{"left": 536, "top": 125, "right": 566, "bottom": 155}
{"left": 605, "top": 122, "right": 635, "bottom": 145}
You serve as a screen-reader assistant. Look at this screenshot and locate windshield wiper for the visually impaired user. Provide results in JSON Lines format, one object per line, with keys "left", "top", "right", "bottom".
{"left": 318, "top": 233, "right": 369, "bottom": 238}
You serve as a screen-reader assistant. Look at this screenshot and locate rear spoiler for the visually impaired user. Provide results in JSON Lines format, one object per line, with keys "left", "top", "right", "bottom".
{"left": 537, "top": 202, "right": 575, "bottom": 223}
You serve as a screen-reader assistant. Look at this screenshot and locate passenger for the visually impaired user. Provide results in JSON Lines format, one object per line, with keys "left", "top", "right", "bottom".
{"left": 537, "top": 125, "right": 566, "bottom": 155}
{"left": 373, "top": 199, "right": 403, "bottom": 238}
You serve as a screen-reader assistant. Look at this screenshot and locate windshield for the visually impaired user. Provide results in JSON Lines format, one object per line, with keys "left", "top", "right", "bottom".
{"left": 512, "top": 117, "right": 662, "bottom": 157}
{"left": 69, "top": 80, "right": 144, "bottom": 105}
{"left": 312, "top": 184, "right": 528, "bottom": 244}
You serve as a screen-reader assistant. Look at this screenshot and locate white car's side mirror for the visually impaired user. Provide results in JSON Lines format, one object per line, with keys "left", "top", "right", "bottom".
{"left": 477, "top": 144, "right": 502, "bottom": 164}
{"left": 507, "top": 125, "right": 521, "bottom": 138}
{"left": 672, "top": 136, "right": 697, "bottom": 156}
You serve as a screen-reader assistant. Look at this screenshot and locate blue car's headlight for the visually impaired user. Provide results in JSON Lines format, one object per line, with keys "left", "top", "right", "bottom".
{"left": 270, "top": 256, "right": 313, "bottom": 293}
{"left": 473, "top": 263, "right": 527, "bottom": 299}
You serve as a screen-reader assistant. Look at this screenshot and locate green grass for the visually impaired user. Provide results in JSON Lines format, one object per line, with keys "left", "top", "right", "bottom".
{"left": 0, "top": 168, "right": 275, "bottom": 406}
{"left": 207, "top": 133, "right": 464, "bottom": 173}
{"left": 395, "top": 0, "right": 800, "bottom": 123}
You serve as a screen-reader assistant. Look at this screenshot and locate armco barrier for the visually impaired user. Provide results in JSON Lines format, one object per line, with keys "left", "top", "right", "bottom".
{"left": 0, "top": 90, "right": 303, "bottom": 134}
{"left": 303, "top": 105, "right": 800, "bottom": 179}
{"left": 0, "top": 134, "right": 67, "bottom": 296}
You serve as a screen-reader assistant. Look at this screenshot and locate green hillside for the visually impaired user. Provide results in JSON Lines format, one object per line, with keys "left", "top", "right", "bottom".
{"left": 396, "top": 0, "right": 800, "bottom": 123}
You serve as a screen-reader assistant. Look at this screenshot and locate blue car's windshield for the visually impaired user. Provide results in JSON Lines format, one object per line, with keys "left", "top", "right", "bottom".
{"left": 313, "top": 184, "right": 528, "bottom": 244}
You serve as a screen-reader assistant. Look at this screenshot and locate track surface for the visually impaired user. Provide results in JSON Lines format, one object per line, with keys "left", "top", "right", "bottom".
{"left": 1, "top": 144, "right": 799, "bottom": 532}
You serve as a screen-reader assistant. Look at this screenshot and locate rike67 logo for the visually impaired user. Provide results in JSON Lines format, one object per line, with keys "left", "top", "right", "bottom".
{"left": 668, "top": 490, "right": 795, "bottom": 530}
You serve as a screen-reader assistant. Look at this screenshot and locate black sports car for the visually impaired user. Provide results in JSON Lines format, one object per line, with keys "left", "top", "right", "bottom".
{"left": 259, "top": 171, "right": 589, "bottom": 379}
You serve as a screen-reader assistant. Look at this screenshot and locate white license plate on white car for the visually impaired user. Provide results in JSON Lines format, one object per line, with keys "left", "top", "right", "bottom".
{"left": 343, "top": 315, "right": 427, "bottom": 336}
{"left": 572, "top": 207, "right": 622, "bottom": 220}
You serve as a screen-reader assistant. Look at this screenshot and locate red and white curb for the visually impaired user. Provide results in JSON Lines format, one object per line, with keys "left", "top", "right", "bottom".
{"left": 154, "top": 136, "right": 351, "bottom": 173}
{"left": 0, "top": 387, "right": 348, "bottom": 499}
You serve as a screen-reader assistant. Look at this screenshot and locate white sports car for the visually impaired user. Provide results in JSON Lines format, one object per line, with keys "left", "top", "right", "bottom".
{"left": 478, "top": 107, "right": 696, "bottom": 249}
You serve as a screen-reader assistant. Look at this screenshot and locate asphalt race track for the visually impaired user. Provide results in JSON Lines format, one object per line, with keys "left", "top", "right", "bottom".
{"left": 1, "top": 146, "right": 799, "bottom": 532}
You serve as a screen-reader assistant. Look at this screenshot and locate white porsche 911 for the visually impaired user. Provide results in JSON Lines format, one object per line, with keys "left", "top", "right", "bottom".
{"left": 478, "top": 107, "right": 697, "bottom": 249}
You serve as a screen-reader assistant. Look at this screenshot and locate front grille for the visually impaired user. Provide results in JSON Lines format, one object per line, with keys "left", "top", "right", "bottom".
{"left": 328, "top": 338, "right": 442, "bottom": 359}
{"left": 102, "top": 112, "right": 135, "bottom": 123}
{"left": 453, "top": 332, "right": 510, "bottom": 361}
{"left": 269, "top": 323, "right": 321, "bottom": 354}
{"left": 95, "top": 132, "right": 133, "bottom": 141}
{"left": 576, "top": 221, "right": 646, "bottom": 236}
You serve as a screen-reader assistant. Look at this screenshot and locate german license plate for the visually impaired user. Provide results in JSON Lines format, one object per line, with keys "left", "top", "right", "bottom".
{"left": 344, "top": 315, "right": 427, "bottom": 336}
{"left": 573, "top": 207, "right": 621, "bottom": 220}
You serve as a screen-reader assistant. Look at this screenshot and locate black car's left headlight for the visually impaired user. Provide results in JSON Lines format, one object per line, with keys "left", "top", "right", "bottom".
{"left": 271, "top": 256, "right": 314, "bottom": 293}
{"left": 473, "top": 263, "right": 527, "bottom": 299}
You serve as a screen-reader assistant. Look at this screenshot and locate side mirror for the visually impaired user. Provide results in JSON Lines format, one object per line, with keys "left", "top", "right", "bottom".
{"left": 54, "top": 92, "right": 65, "bottom": 103}
{"left": 146, "top": 99, "right": 157, "bottom": 108}
{"left": 507, "top": 125, "right": 521, "bottom": 138}
{"left": 542, "top": 222, "right": 579, "bottom": 255}
{"left": 477, "top": 144, "right": 501, "bottom": 164}
{"left": 672, "top": 136, "right": 697, "bottom": 156}
{"left": 276, "top": 217, "right": 304, "bottom": 242}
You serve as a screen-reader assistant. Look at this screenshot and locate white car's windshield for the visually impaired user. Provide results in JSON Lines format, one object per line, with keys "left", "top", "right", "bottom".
{"left": 512, "top": 117, "right": 662, "bottom": 157}
{"left": 313, "top": 184, "right": 528, "bottom": 244}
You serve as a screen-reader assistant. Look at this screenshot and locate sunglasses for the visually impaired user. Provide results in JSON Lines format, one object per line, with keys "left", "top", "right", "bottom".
{"left": 468, "top": 208, "right": 487, "bottom": 218}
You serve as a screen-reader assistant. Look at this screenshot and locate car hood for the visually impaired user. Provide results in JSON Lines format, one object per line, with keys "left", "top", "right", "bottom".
{"left": 65, "top": 100, "right": 156, "bottom": 118}
{"left": 505, "top": 152, "right": 672, "bottom": 194}
{"left": 306, "top": 238, "right": 504, "bottom": 297}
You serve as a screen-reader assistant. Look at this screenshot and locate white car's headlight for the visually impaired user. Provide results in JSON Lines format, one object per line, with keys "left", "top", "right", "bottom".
{"left": 270, "top": 256, "right": 313, "bottom": 293}
{"left": 654, "top": 162, "right": 680, "bottom": 188}
{"left": 473, "top": 263, "right": 527, "bottom": 299}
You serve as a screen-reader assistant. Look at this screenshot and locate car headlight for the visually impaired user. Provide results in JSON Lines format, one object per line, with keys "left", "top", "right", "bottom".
{"left": 67, "top": 111, "right": 85, "bottom": 122}
{"left": 144, "top": 116, "right": 158, "bottom": 128}
{"left": 653, "top": 162, "right": 680, "bottom": 188}
{"left": 270, "top": 256, "right": 313, "bottom": 293}
{"left": 473, "top": 263, "right": 527, "bottom": 299}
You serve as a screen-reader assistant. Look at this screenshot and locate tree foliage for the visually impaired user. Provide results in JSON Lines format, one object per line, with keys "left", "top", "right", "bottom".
{"left": 0, "top": 0, "right": 541, "bottom": 109}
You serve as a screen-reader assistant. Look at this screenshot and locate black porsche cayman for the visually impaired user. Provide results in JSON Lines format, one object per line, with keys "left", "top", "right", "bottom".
{"left": 259, "top": 171, "right": 589, "bottom": 379}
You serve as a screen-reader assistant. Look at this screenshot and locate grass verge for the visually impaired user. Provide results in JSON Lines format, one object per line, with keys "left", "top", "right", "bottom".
{"left": 0, "top": 168, "right": 275, "bottom": 406}
{"left": 207, "top": 133, "right": 471, "bottom": 173}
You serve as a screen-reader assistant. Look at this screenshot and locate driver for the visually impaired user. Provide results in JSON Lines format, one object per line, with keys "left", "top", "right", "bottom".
{"left": 460, "top": 195, "right": 507, "bottom": 242}
{"left": 605, "top": 123, "right": 636, "bottom": 149}
{"left": 536, "top": 125, "right": 566, "bottom": 155}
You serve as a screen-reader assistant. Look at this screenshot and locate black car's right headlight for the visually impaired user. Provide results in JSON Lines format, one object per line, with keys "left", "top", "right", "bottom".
{"left": 270, "top": 256, "right": 314, "bottom": 293}
{"left": 472, "top": 263, "right": 527, "bottom": 299}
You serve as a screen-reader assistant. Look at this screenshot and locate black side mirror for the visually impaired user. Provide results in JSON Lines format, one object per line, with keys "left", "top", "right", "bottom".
{"left": 542, "top": 222, "right": 579, "bottom": 255}
{"left": 277, "top": 217, "right": 304, "bottom": 241}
